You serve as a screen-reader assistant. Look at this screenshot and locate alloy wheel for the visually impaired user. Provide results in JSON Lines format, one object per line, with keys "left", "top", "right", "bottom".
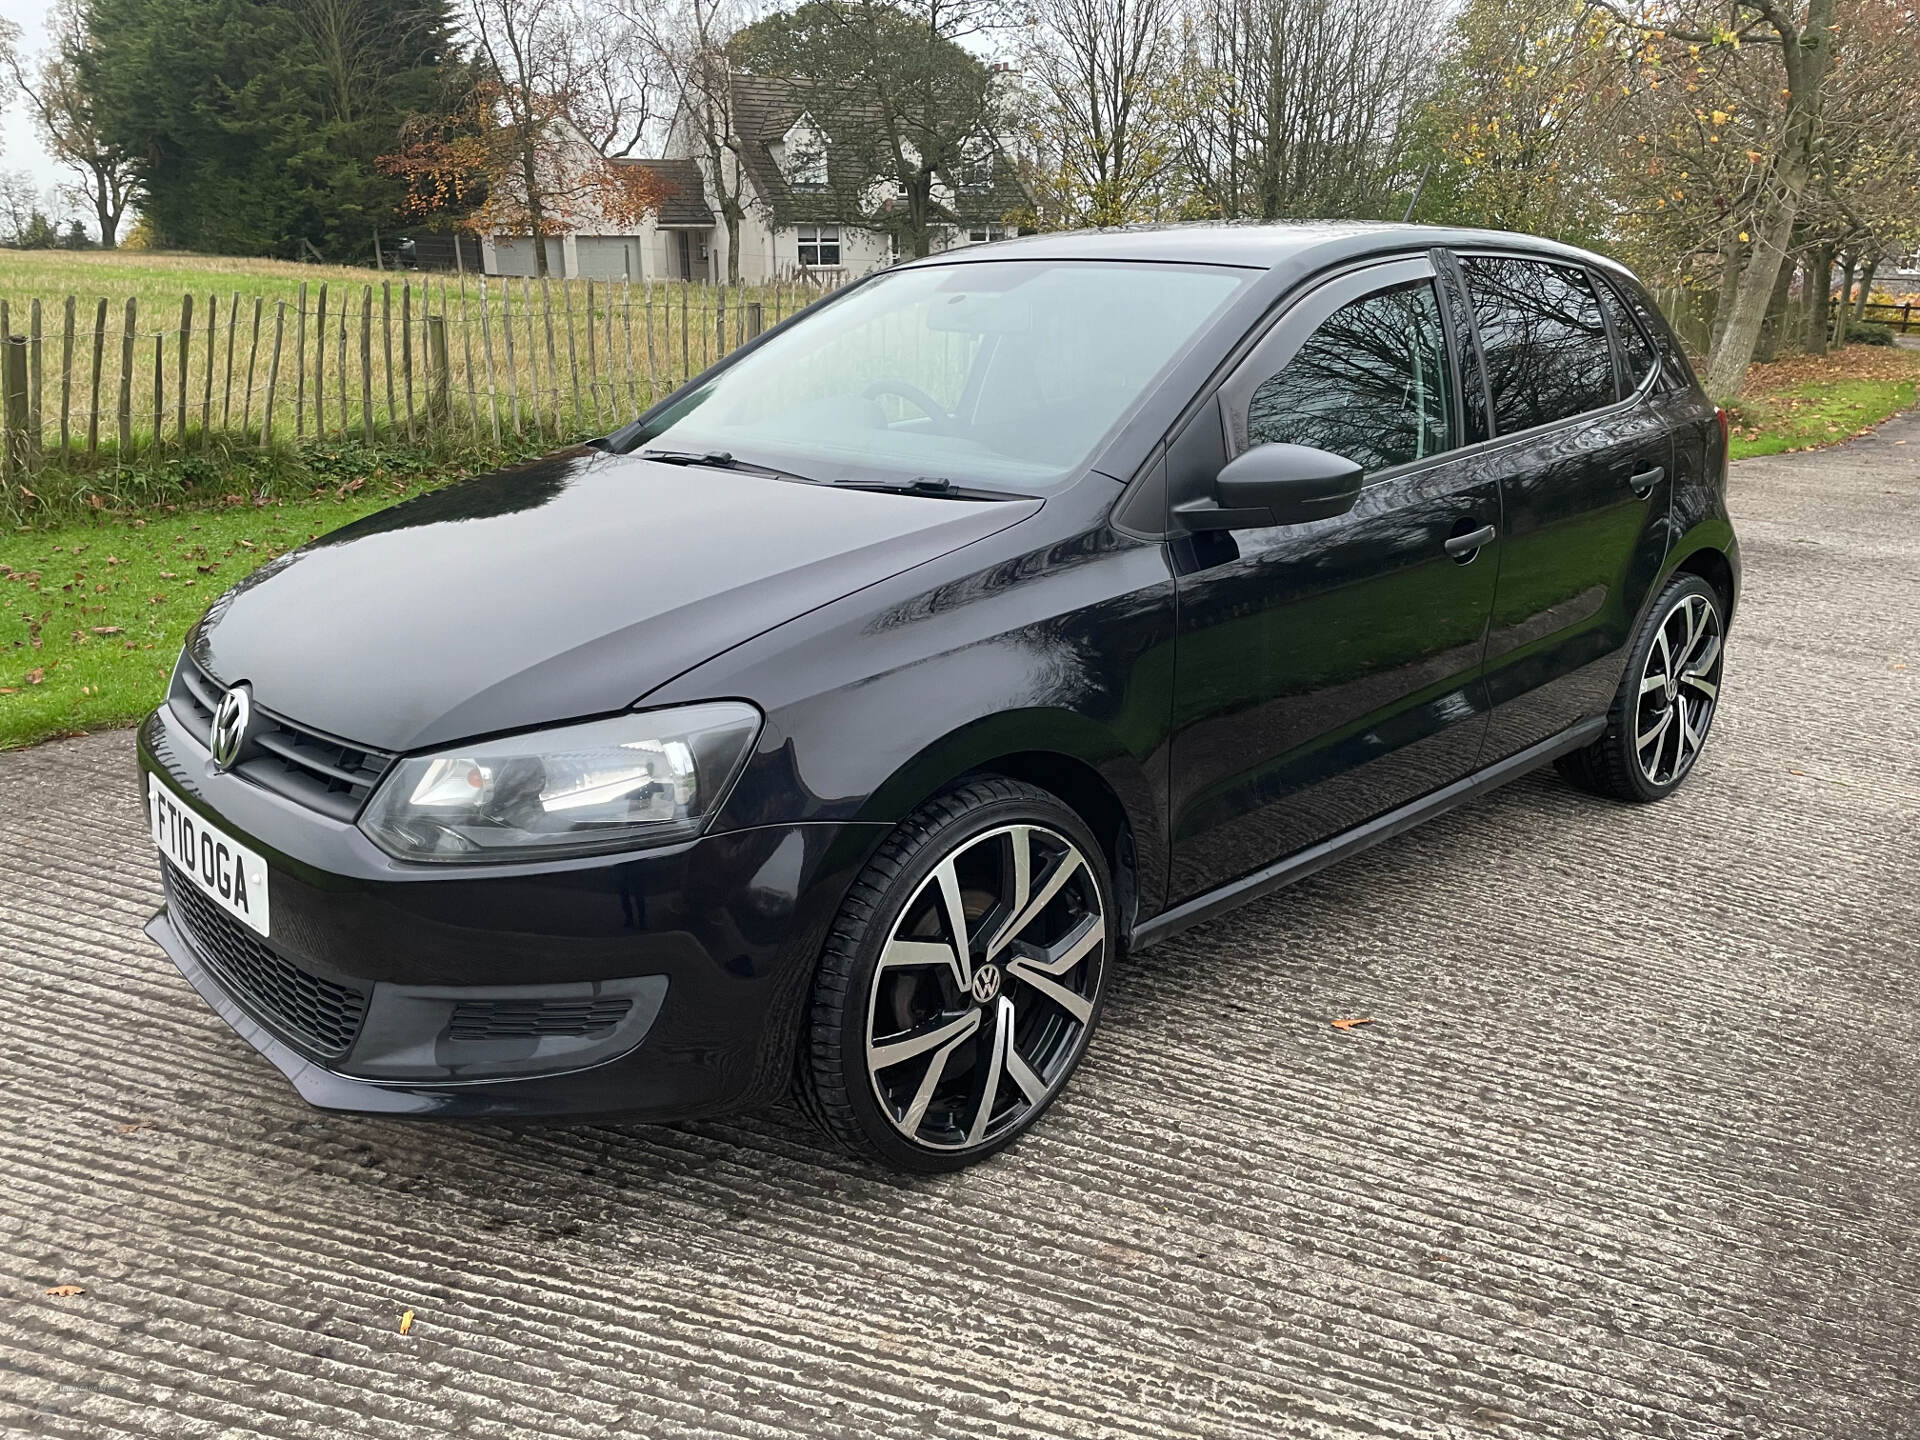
{"left": 1635, "top": 591, "right": 1723, "bottom": 787}
{"left": 864, "top": 823, "right": 1105, "bottom": 1152}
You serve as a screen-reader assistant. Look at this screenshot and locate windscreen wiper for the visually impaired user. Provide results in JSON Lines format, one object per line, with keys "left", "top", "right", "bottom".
{"left": 639, "top": 448, "right": 737, "bottom": 468}
{"left": 833, "top": 476, "right": 1024, "bottom": 501}
{"left": 638, "top": 448, "right": 819, "bottom": 485}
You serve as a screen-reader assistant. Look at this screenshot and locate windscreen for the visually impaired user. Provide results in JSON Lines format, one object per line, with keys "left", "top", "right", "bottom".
{"left": 639, "top": 260, "right": 1251, "bottom": 491}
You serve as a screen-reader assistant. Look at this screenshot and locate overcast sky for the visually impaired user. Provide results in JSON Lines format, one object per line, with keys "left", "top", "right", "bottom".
{"left": 2, "top": 0, "right": 66, "bottom": 205}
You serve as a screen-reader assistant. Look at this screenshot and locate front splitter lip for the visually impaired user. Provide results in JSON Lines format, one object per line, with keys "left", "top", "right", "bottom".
{"left": 146, "top": 908, "right": 643, "bottom": 1119}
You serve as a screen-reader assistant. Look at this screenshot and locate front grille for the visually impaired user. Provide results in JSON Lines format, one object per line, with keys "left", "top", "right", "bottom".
{"left": 163, "top": 866, "right": 368, "bottom": 1058}
{"left": 169, "top": 654, "right": 395, "bottom": 821}
{"left": 448, "top": 996, "right": 634, "bottom": 1042}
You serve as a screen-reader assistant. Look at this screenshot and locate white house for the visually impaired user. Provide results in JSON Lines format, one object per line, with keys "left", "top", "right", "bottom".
{"left": 480, "top": 72, "right": 1031, "bottom": 284}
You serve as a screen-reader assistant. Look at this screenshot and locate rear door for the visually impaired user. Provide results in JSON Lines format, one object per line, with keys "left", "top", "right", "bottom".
{"left": 1166, "top": 257, "right": 1501, "bottom": 903}
{"left": 1456, "top": 253, "right": 1675, "bottom": 762}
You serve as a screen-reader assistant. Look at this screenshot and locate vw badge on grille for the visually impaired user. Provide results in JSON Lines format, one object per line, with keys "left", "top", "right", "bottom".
{"left": 209, "top": 685, "right": 252, "bottom": 770}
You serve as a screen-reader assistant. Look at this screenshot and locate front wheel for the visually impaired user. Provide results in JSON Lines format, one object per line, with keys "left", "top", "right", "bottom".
{"left": 797, "top": 778, "right": 1113, "bottom": 1172}
{"left": 1559, "top": 572, "right": 1727, "bottom": 802}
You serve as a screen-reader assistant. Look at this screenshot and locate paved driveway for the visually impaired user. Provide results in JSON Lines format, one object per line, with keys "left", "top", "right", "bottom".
{"left": 3, "top": 415, "right": 1918, "bottom": 1440}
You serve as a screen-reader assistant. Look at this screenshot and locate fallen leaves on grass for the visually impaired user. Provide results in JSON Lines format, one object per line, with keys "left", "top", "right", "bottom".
{"left": 1741, "top": 347, "right": 1920, "bottom": 395}
{"left": 1331, "top": 1017, "right": 1374, "bottom": 1031}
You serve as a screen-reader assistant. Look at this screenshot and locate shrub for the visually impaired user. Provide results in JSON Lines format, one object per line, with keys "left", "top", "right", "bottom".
{"left": 1843, "top": 319, "right": 1895, "bottom": 346}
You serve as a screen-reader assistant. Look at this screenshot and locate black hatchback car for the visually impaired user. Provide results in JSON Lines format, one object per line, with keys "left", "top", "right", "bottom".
{"left": 140, "top": 223, "right": 1737, "bottom": 1171}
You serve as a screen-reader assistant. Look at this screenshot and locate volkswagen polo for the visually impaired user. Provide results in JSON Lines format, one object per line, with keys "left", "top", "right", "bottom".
{"left": 139, "top": 223, "right": 1737, "bottom": 1171}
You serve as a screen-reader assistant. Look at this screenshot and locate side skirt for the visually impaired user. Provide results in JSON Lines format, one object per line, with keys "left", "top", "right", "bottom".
{"left": 1129, "top": 718, "right": 1607, "bottom": 952}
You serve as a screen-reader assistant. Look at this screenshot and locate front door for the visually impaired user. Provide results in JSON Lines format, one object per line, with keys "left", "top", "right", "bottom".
{"left": 1456, "top": 254, "right": 1676, "bottom": 762}
{"left": 1166, "top": 258, "right": 1501, "bottom": 903}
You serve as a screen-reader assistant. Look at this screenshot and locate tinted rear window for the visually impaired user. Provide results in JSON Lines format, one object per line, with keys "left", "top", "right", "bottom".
{"left": 1463, "top": 257, "right": 1617, "bottom": 433}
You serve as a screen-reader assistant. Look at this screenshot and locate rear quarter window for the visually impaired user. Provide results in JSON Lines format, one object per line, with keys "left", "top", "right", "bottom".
{"left": 1613, "top": 278, "right": 1700, "bottom": 394}
{"left": 1595, "top": 274, "right": 1658, "bottom": 393}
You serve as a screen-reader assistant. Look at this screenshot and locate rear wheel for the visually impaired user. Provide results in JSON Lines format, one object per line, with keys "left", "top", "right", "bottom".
{"left": 797, "top": 778, "right": 1112, "bottom": 1172}
{"left": 1559, "top": 572, "right": 1726, "bottom": 802}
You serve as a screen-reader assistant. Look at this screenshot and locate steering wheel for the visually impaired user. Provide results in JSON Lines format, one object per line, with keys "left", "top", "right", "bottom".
{"left": 862, "top": 378, "right": 954, "bottom": 433}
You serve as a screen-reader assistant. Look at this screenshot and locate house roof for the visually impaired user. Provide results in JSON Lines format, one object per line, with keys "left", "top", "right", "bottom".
{"left": 619, "top": 158, "right": 714, "bottom": 227}
{"left": 727, "top": 72, "right": 1029, "bottom": 229}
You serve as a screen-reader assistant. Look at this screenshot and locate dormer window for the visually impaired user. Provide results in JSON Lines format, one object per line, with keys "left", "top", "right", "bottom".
{"left": 955, "top": 137, "right": 995, "bottom": 192}
{"left": 782, "top": 114, "right": 829, "bottom": 190}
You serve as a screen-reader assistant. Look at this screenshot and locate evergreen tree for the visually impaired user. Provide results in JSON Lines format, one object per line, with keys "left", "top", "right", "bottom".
{"left": 82, "top": 0, "right": 459, "bottom": 258}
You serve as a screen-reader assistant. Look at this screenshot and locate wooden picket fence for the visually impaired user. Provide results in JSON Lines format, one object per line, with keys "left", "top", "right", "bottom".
{"left": 0, "top": 275, "right": 840, "bottom": 485}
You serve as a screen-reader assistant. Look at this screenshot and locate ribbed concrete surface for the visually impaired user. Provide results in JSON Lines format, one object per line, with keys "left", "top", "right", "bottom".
{"left": 3, "top": 416, "right": 1918, "bottom": 1439}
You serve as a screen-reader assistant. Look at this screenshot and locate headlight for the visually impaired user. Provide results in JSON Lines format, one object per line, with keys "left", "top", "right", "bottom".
{"left": 359, "top": 702, "right": 762, "bottom": 863}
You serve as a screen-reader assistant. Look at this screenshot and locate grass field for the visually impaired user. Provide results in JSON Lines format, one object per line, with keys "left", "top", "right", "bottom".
{"left": 1727, "top": 345, "right": 1920, "bottom": 459}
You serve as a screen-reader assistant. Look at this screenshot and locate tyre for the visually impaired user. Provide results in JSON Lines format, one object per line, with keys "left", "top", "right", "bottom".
{"left": 1559, "top": 572, "right": 1727, "bottom": 803}
{"left": 797, "top": 777, "right": 1113, "bottom": 1172}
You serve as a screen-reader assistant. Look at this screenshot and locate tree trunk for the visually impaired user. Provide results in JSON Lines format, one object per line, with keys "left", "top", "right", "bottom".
{"left": 93, "top": 182, "right": 119, "bottom": 249}
{"left": 1708, "top": 233, "right": 1745, "bottom": 359}
{"left": 1703, "top": 202, "right": 1798, "bottom": 401}
{"left": 1699, "top": 0, "right": 1834, "bottom": 398}
{"left": 1754, "top": 250, "right": 1798, "bottom": 363}
{"left": 1854, "top": 257, "right": 1878, "bottom": 321}
{"left": 1804, "top": 244, "right": 1834, "bottom": 356}
{"left": 1833, "top": 251, "right": 1856, "bottom": 352}
{"left": 520, "top": 123, "right": 550, "bottom": 279}
{"left": 723, "top": 204, "right": 741, "bottom": 283}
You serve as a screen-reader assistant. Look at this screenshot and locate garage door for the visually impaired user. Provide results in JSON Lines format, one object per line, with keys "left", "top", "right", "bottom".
{"left": 574, "top": 236, "right": 645, "bottom": 281}
{"left": 489, "top": 237, "right": 563, "bottom": 277}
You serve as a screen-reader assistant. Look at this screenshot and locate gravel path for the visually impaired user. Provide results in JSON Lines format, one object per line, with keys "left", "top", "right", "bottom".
{"left": 3, "top": 413, "right": 1918, "bottom": 1439}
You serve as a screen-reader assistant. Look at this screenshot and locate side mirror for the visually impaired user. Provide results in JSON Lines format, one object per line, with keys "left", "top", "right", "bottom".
{"left": 1173, "top": 442, "right": 1363, "bottom": 532}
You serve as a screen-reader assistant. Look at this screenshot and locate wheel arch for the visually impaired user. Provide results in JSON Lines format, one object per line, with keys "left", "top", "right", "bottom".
{"left": 1670, "top": 543, "right": 1738, "bottom": 625}
{"left": 852, "top": 709, "right": 1162, "bottom": 938}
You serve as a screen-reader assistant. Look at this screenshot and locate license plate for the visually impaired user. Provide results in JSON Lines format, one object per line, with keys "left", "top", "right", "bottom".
{"left": 148, "top": 772, "right": 272, "bottom": 937}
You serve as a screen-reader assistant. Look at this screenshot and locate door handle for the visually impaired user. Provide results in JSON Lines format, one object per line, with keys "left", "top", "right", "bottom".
{"left": 1629, "top": 464, "right": 1664, "bottom": 496}
{"left": 1444, "top": 523, "right": 1496, "bottom": 559}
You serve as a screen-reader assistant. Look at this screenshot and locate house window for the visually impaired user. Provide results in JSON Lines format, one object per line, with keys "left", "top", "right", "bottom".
{"left": 782, "top": 115, "right": 829, "bottom": 189}
{"left": 798, "top": 225, "right": 840, "bottom": 267}
{"left": 956, "top": 138, "right": 995, "bottom": 192}
{"left": 787, "top": 145, "right": 827, "bottom": 189}
{"left": 968, "top": 224, "right": 1007, "bottom": 244}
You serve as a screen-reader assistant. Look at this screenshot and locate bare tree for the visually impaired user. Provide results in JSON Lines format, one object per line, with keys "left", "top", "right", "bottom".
{"left": 2, "top": 1, "right": 138, "bottom": 248}
{"left": 628, "top": 0, "right": 754, "bottom": 280}
{"left": 1173, "top": 0, "right": 1443, "bottom": 222}
{"left": 1021, "top": 0, "right": 1177, "bottom": 226}
{"left": 0, "top": 171, "right": 40, "bottom": 247}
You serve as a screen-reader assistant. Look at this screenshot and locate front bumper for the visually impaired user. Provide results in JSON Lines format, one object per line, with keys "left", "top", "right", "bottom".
{"left": 138, "top": 705, "right": 883, "bottom": 1121}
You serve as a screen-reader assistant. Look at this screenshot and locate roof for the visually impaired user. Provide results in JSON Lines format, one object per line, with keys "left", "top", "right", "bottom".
{"left": 728, "top": 73, "right": 1028, "bottom": 228}
{"left": 893, "top": 220, "right": 1627, "bottom": 276}
{"left": 619, "top": 158, "right": 714, "bottom": 227}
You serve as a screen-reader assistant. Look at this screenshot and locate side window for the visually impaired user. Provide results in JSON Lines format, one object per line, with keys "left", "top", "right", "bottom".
{"left": 1462, "top": 257, "right": 1616, "bottom": 432}
{"left": 1244, "top": 279, "right": 1453, "bottom": 475}
{"left": 1595, "top": 273, "right": 1657, "bottom": 392}
{"left": 1617, "top": 281, "right": 1698, "bottom": 393}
